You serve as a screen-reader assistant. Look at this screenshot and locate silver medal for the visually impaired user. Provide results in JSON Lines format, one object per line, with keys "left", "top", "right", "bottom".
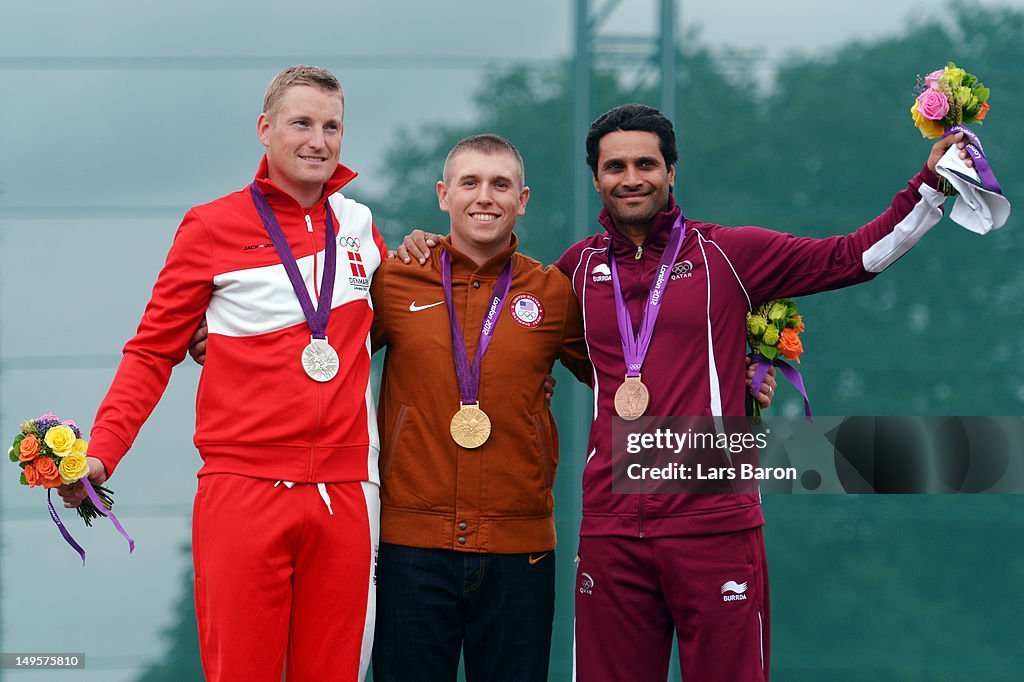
{"left": 302, "top": 337, "right": 340, "bottom": 382}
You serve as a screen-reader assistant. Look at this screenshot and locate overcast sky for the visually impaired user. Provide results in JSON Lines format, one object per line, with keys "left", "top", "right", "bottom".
{"left": 2, "top": 0, "right": 1022, "bottom": 199}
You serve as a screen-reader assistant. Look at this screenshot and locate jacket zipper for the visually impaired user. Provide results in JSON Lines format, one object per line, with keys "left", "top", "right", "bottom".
{"left": 305, "top": 212, "right": 320, "bottom": 481}
{"left": 306, "top": 214, "right": 320, "bottom": 298}
{"left": 635, "top": 239, "right": 651, "bottom": 538}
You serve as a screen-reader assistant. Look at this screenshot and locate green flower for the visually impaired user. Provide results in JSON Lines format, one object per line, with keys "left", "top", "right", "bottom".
{"left": 767, "top": 301, "right": 788, "bottom": 322}
{"left": 955, "top": 86, "right": 976, "bottom": 111}
{"left": 943, "top": 64, "right": 966, "bottom": 89}
{"left": 747, "top": 313, "right": 768, "bottom": 336}
{"left": 763, "top": 325, "right": 780, "bottom": 346}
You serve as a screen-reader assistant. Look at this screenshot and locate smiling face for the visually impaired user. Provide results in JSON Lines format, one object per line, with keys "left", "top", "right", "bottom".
{"left": 257, "top": 84, "right": 344, "bottom": 208}
{"left": 592, "top": 129, "right": 676, "bottom": 239}
{"left": 437, "top": 149, "right": 530, "bottom": 264}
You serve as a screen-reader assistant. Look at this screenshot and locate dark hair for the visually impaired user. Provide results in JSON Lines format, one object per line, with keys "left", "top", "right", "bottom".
{"left": 585, "top": 103, "right": 678, "bottom": 176}
{"left": 443, "top": 133, "right": 525, "bottom": 188}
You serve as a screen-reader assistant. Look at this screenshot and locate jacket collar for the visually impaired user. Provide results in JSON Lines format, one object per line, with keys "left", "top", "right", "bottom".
{"left": 252, "top": 155, "right": 358, "bottom": 209}
{"left": 437, "top": 233, "right": 519, "bottom": 279}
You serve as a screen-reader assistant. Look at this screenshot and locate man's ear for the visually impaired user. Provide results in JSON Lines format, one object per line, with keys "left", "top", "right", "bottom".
{"left": 517, "top": 185, "right": 531, "bottom": 216}
{"left": 437, "top": 180, "right": 449, "bottom": 212}
{"left": 257, "top": 113, "right": 271, "bottom": 147}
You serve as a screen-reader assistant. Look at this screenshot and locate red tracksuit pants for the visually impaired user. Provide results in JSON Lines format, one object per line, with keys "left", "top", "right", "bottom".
{"left": 573, "top": 528, "right": 769, "bottom": 681}
{"left": 192, "top": 474, "right": 379, "bottom": 681}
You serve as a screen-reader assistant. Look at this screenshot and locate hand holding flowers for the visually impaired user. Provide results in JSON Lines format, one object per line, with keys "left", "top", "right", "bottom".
{"left": 910, "top": 62, "right": 1009, "bottom": 232}
{"left": 746, "top": 299, "right": 812, "bottom": 421}
{"left": 10, "top": 413, "right": 132, "bottom": 563}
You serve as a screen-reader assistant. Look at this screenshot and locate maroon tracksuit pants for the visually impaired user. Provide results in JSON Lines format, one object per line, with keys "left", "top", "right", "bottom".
{"left": 574, "top": 527, "right": 769, "bottom": 681}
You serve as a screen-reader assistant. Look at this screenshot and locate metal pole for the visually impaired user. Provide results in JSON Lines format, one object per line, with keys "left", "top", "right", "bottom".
{"left": 659, "top": 0, "right": 677, "bottom": 124}
{"left": 574, "top": 0, "right": 592, "bottom": 244}
{"left": 569, "top": 0, "right": 592, "bottom": 539}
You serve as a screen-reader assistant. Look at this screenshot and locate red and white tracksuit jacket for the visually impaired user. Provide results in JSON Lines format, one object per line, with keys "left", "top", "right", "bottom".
{"left": 89, "top": 157, "right": 386, "bottom": 484}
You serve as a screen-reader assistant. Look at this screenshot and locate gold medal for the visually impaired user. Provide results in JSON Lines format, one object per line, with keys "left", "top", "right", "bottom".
{"left": 614, "top": 376, "right": 649, "bottom": 420}
{"left": 302, "top": 338, "right": 340, "bottom": 382}
{"left": 450, "top": 403, "right": 491, "bottom": 449}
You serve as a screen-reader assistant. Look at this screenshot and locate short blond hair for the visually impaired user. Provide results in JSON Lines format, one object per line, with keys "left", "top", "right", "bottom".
{"left": 442, "top": 134, "right": 525, "bottom": 189}
{"left": 263, "top": 65, "right": 344, "bottom": 117}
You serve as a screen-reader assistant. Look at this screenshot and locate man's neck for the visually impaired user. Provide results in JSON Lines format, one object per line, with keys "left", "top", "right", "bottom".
{"left": 617, "top": 222, "right": 652, "bottom": 247}
{"left": 268, "top": 174, "right": 324, "bottom": 209}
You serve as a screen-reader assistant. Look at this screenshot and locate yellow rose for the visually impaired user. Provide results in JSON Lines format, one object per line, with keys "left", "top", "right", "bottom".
{"left": 59, "top": 452, "right": 89, "bottom": 485}
{"left": 44, "top": 425, "right": 77, "bottom": 456}
{"left": 72, "top": 438, "right": 88, "bottom": 456}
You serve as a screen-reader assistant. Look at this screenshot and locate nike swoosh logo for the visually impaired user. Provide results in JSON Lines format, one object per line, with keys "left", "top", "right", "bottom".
{"left": 528, "top": 552, "right": 550, "bottom": 565}
{"left": 408, "top": 301, "right": 444, "bottom": 312}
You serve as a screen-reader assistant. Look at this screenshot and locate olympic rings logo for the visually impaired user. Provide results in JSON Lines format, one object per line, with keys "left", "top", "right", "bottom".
{"left": 338, "top": 236, "right": 362, "bottom": 249}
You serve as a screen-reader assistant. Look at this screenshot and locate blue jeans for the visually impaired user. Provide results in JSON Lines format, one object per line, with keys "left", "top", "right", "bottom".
{"left": 372, "top": 543, "right": 556, "bottom": 682}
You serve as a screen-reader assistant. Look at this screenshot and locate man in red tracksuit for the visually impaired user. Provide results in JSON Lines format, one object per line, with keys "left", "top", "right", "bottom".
{"left": 58, "top": 66, "right": 385, "bottom": 681}
{"left": 558, "top": 103, "right": 971, "bottom": 681}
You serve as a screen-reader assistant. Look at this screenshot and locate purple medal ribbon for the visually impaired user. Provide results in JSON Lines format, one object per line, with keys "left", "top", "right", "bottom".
{"left": 440, "top": 250, "right": 513, "bottom": 404}
{"left": 943, "top": 125, "right": 1002, "bottom": 194}
{"left": 608, "top": 214, "right": 686, "bottom": 378}
{"left": 47, "top": 479, "right": 135, "bottom": 565}
{"left": 750, "top": 355, "right": 813, "bottom": 421}
{"left": 250, "top": 183, "right": 337, "bottom": 340}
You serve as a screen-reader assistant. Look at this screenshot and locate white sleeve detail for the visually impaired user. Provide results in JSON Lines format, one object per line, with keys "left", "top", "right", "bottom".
{"left": 695, "top": 238, "right": 723, "bottom": 417}
{"left": 861, "top": 184, "right": 945, "bottom": 273}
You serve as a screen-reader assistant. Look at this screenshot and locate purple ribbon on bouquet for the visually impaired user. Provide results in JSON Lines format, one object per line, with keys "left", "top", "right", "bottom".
{"left": 943, "top": 125, "right": 1002, "bottom": 194}
{"left": 46, "top": 479, "right": 135, "bottom": 565}
{"left": 750, "top": 354, "right": 812, "bottom": 422}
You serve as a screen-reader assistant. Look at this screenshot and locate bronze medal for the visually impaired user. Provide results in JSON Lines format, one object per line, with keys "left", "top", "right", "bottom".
{"left": 614, "top": 376, "right": 649, "bottom": 420}
{"left": 450, "top": 403, "right": 491, "bottom": 449}
{"left": 302, "top": 338, "right": 340, "bottom": 382}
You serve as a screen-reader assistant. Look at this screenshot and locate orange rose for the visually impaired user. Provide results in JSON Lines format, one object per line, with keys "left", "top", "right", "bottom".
{"left": 19, "top": 434, "right": 40, "bottom": 462}
{"left": 33, "top": 456, "right": 62, "bottom": 488}
{"left": 778, "top": 327, "right": 804, "bottom": 363}
{"left": 975, "top": 101, "right": 990, "bottom": 121}
{"left": 23, "top": 463, "right": 41, "bottom": 488}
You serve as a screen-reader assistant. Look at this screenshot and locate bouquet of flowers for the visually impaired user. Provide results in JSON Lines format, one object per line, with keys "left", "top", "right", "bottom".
{"left": 746, "top": 299, "right": 811, "bottom": 421}
{"left": 9, "top": 413, "right": 133, "bottom": 562}
{"left": 909, "top": 62, "right": 1009, "bottom": 233}
{"left": 910, "top": 62, "right": 990, "bottom": 139}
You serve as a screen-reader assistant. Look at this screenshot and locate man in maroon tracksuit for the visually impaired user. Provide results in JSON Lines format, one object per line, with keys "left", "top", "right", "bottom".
{"left": 556, "top": 103, "right": 970, "bottom": 681}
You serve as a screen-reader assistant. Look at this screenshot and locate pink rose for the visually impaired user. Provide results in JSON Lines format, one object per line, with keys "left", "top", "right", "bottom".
{"left": 925, "top": 69, "right": 944, "bottom": 91}
{"left": 916, "top": 90, "right": 949, "bottom": 121}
